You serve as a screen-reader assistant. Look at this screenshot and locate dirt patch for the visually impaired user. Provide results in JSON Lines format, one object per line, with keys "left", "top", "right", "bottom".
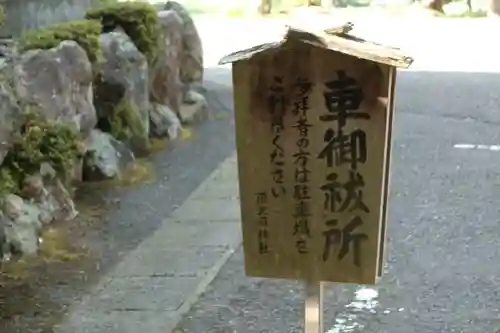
{"left": 0, "top": 154, "right": 164, "bottom": 332}
{"left": 0, "top": 182, "right": 121, "bottom": 333}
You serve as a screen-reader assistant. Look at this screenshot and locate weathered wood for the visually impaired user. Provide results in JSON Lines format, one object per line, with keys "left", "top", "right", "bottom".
{"left": 304, "top": 280, "right": 323, "bottom": 333}
{"left": 224, "top": 22, "right": 412, "bottom": 284}
{"left": 219, "top": 23, "right": 413, "bottom": 69}
{"left": 377, "top": 67, "right": 396, "bottom": 278}
{"left": 492, "top": 0, "right": 500, "bottom": 15}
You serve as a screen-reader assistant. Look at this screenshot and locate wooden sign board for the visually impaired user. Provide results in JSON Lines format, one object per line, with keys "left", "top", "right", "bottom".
{"left": 219, "top": 23, "right": 412, "bottom": 285}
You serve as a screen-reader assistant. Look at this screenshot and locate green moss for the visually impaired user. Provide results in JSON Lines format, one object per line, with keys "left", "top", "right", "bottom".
{"left": 109, "top": 99, "right": 147, "bottom": 143}
{"left": 0, "top": 112, "right": 81, "bottom": 198}
{"left": 18, "top": 19, "right": 103, "bottom": 64}
{"left": 0, "top": 168, "right": 18, "bottom": 197}
{"left": 85, "top": 1, "right": 160, "bottom": 65}
{"left": 93, "top": 74, "right": 149, "bottom": 152}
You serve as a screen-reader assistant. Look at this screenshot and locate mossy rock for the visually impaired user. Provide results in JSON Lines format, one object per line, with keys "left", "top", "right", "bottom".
{"left": 107, "top": 98, "right": 149, "bottom": 151}
{"left": 0, "top": 112, "right": 81, "bottom": 199}
{"left": 93, "top": 76, "right": 149, "bottom": 152}
{"left": 85, "top": 1, "right": 160, "bottom": 66}
{"left": 0, "top": 6, "right": 4, "bottom": 27}
{"left": 18, "top": 19, "right": 103, "bottom": 64}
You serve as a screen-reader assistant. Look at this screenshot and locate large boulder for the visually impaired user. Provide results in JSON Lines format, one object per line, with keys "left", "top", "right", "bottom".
{"left": 151, "top": 10, "right": 184, "bottom": 115}
{"left": 94, "top": 31, "right": 150, "bottom": 152}
{"left": 0, "top": 62, "right": 22, "bottom": 165}
{"left": 0, "top": 166, "right": 79, "bottom": 259}
{"left": 1, "top": 177, "right": 76, "bottom": 259}
{"left": 83, "top": 129, "right": 135, "bottom": 181}
{"left": 149, "top": 102, "right": 182, "bottom": 139}
{"left": 2, "top": 194, "right": 42, "bottom": 256}
{"left": 13, "top": 40, "right": 97, "bottom": 138}
{"left": 164, "top": 1, "right": 204, "bottom": 100}
{"left": 179, "top": 90, "right": 208, "bottom": 124}
{"left": 23, "top": 171, "right": 77, "bottom": 221}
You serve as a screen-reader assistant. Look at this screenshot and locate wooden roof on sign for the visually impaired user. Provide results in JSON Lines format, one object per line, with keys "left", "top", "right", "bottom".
{"left": 218, "top": 22, "right": 413, "bottom": 69}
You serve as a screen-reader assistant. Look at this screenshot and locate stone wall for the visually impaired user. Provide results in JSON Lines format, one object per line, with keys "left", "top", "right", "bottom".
{"left": 0, "top": 0, "right": 93, "bottom": 37}
{"left": 0, "top": 1, "right": 207, "bottom": 261}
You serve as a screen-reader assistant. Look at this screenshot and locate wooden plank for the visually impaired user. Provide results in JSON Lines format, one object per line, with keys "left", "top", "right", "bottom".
{"left": 304, "top": 280, "right": 323, "bottom": 333}
{"left": 377, "top": 67, "right": 397, "bottom": 278}
{"left": 233, "top": 41, "right": 391, "bottom": 284}
{"left": 289, "top": 27, "right": 413, "bottom": 69}
{"left": 219, "top": 24, "right": 413, "bottom": 69}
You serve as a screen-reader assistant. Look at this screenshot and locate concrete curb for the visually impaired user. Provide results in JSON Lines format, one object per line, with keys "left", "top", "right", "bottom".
{"left": 54, "top": 152, "right": 242, "bottom": 333}
{"left": 168, "top": 245, "right": 240, "bottom": 332}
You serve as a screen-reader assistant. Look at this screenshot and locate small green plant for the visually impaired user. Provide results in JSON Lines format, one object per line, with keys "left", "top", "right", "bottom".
{"left": 108, "top": 99, "right": 143, "bottom": 141}
{"left": 18, "top": 19, "right": 103, "bottom": 64}
{"left": 93, "top": 74, "right": 148, "bottom": 151}
{"left": 0, "top": 112, "right": 81, "bottom": 198}
{"left": 85, "top": 1, "right": 160, "bottom": 65}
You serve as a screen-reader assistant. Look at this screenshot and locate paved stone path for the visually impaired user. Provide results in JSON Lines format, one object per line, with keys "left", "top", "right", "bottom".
{"left": 54, "top": 153, "right": 242, "bottom": 333}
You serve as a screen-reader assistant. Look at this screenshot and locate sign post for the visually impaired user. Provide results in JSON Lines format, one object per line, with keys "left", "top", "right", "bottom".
{"left": 305, "top": 280, "right": 323, "bottom": 333}
{"left": 219, "top": 22, "right": 413, "bottom": 331}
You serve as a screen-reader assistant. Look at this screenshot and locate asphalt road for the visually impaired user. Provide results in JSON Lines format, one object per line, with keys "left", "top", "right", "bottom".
{"left": 176, "top": 69, "right": 500, "bottom": 333}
